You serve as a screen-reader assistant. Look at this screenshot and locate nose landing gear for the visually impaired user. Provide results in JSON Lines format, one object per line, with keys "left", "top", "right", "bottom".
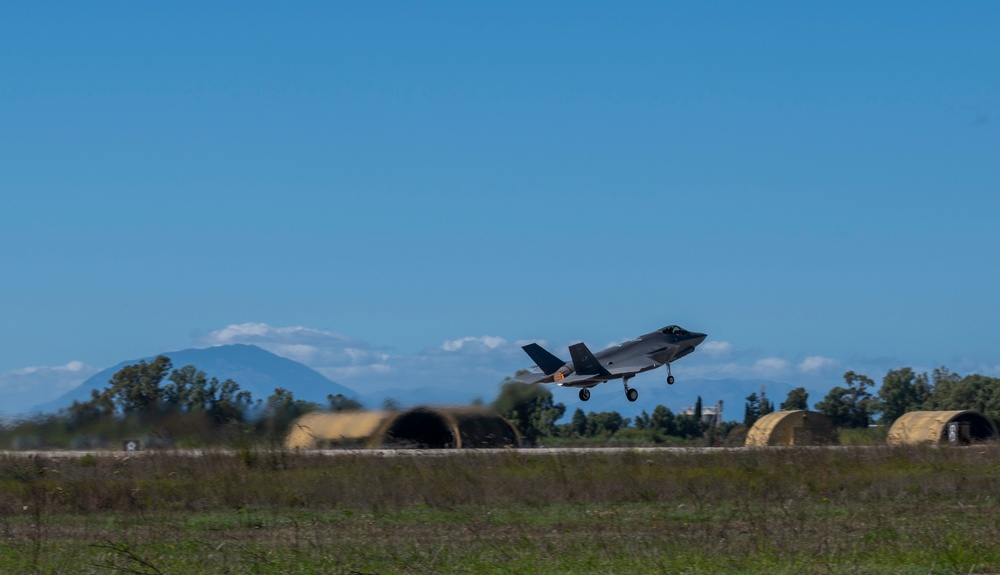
{"left": 667, "top": 363, "right": 675, "bottom": 385}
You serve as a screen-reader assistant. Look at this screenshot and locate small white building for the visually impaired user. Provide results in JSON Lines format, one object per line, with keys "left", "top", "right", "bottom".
{"left": 682, "top": 401, "right": 723, "bottom": 426}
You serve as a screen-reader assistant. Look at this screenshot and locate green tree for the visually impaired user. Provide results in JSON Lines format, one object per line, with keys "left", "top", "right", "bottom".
{"left": 649, "top": 405, "right": 677, "bottom": 436}
{"left": 744, "top": 393, "right": 761, "bottom": 427}
{"left": 875, "top": 367, "right": 930, "bottom": 425}
{"left": 674, "top": 413, "right": 703, "bottom": 438}
{"left": 926, "top": 371, "right": 1000, "bottom": 422}
{"left": 759, "top": 388, "right": 775, "bottom": 417}
{"left": 104, "top": 356, "right": 173, "bottom": 415}
{"left": 815, "top": 371, "right": 874, "bottom": 428}
{"left": 208, "top": 378, "right": 253, "bottom": 423}
{"left": 585, "top": 411, "right": 628, "bottom": 436}
{"left": 162, "top": 365, "right": 211, "bottom": 413}
{"left": 633, "top": 410, "right": 651, "bottom": 430}
{"left": 570, "top": 408, "right": 588, "bottom": 436}
{"left": 780, "top": 387, "right": 809, "bottom": 411}
{"left": 327, "top": 393, "right": 363, "bottom": 412}
{"left": 492, "top": 379, "right": 566, "bottom": 444}
{"left": 258, "top": 387, "right": 319, "bottom": 440}
{"left": 63, "top": 389, "right": 115, "bottom": 431}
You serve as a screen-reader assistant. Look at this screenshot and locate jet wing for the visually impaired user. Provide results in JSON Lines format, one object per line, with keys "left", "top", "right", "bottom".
{"left": 648, "top": 345, "right": 678, "bottom": 365}
{"left": 606, "top": 357, "right": 660, "bottom": 376}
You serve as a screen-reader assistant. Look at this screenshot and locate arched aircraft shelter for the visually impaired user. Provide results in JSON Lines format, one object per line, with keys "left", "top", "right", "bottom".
{"left": 887, "top": 410, "right": 997, "bottom": 445}
{"left": 285, "top": 407, "right": 520, "bottom": 449}
{"left": 745, "top": 410, "right": 838, "bottom": 447}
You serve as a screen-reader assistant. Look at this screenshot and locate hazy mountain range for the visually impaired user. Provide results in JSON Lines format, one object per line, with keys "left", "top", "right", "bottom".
{"left": 33, "top": 344, "right": 357, "bottom": 413}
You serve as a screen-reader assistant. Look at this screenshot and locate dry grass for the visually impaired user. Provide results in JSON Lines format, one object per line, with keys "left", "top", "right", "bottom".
{"left": 0, "top": 445, "right": 998, "bottom": 573}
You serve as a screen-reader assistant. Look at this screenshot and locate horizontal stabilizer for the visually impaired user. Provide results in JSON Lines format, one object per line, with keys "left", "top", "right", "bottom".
{"left": 513, "top": 371, "right": 550, "bottom": 385}
{"left": 568, "top": 342, "right": 612, "bottom": 377}
{"left": 554, "top": 373, "right": 603, "bottom": 386}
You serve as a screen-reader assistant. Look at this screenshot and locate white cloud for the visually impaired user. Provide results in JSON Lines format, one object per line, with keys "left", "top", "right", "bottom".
{"left": 798, "top": 356, "right": 839, "bottom": 373}
{"left": 200, "top": 322, "right": 387, "bottom": 368}
{"left": 699, "top": 340, "right": 734, "bottom": 357}
{"left": 197, "top": 324, "right": 525, "bottom": 400}
{"left": 0, "top": 361, "right": 99, "bottom": 415}
{"left": 751, "top": 357, "right": 792, "bottom": 377}
{"left": 441, "top": 336, "right": 507, "bottom": 352}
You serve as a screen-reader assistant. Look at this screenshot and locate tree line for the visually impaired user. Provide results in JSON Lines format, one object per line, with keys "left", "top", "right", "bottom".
{"left": 4, "top": 357, "right": 999, "bottom": 449}
{"left": 2, "top": 355, "right": 362, "bottom": 449}
{"left": 493, "top": 365, "right": 1000, "bottom": 445}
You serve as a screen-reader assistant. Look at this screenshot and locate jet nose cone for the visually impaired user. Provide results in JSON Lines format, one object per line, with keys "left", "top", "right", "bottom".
{"left": 692, "top": 332, "right": 708, "bottom": 345}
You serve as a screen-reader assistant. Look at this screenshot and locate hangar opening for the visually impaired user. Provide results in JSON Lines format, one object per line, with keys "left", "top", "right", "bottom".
{"left": 887, "top": 410, "right": 998, "bottom": 445}
{"left": 285, "top": 407, "right": 520, "bottom": 449}
{"left": 745, "top": 410, "right": 838, "bottom": 447}
{"left": 383, "top": 408, "right": 455, "bottom": 448}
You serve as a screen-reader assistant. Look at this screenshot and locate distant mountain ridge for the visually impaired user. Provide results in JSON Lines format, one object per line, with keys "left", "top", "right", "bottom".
{"left": 33, "top": 344, "right": 357, "bottom": 413}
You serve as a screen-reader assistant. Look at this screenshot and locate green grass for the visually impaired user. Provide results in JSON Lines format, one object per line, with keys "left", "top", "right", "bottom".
{"left": 1, "top": 446, "right": 999, "bottom": 573}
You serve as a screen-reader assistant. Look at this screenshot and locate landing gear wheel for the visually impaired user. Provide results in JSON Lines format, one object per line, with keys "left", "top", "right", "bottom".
{"left": 667, "top": 375, "right": 675, "bottom": 385}
{"left": 626, "top": 388, "right": 639, "bottom": 402}
{"left": 579, "top": 388, "right": 591, "bottom": 402}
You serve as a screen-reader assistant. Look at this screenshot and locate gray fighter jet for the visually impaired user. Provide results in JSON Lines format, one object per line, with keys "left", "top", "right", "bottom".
{"left": 514, "top": 325, "right": 707, "bottom": 402}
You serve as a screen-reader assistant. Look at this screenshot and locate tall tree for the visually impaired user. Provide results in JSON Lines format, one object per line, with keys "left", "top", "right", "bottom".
{"left": 759, "top": 388, "right": 775, "bottom": 417}
{"left": 258, "top": 387, "right": 318, "bottom": 439}
{"left": 327, "top": 393, "right": 363, "bottom": 412}
{"left": 104, "top": 356, "right": 173, "bottom": 415}
{"left": 493, "top": 379, "right": 566, "bottom": 444}
{"left": 744, "top": 392, "right": 760, "bottom": 427}
{"left": 876, "top": 367, "right": 930, "bottom": 425}
{"left": 815, "top": 371, "right": 874, "bottom": 428}
{"left": 780, "top": 387, "right": 809, "bottom": 411}
{"left": 570, "top": 408, "right": 588, "bottom": 436}
{"left": 926, "top": 372, "right": 1000, "bottom": 421}
{"left": 585, "top": 411, "right": 628, "bottom": 436}
{"left": 649, "top": 405, "right": 677, "bottom": 436}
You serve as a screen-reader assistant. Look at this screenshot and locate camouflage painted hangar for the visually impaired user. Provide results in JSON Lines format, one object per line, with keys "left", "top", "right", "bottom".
{"left": 285, "top": 407, "right": 520, "bottom": 449}
{"left": 745, "top": 410, "right": 838, "bottom": 446}
{"left": 887, "top": 410, "right": 997, "bottom": 445}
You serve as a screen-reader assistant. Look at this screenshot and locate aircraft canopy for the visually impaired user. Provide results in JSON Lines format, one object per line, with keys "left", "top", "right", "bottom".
{"left": 660, "top": 325, "right": 690, "bottom": 335}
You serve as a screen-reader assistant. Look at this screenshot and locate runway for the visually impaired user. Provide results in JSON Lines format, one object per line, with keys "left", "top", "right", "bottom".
{"left": 0, "top": 445, "right": 853, "bottom": 459}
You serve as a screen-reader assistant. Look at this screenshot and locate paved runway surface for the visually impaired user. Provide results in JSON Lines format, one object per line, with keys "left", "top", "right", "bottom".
{"left": 0, "top": 445, "right": 848, "bottom": 458}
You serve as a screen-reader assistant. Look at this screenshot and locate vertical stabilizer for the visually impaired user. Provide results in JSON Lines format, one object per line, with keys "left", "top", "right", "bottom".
{"left": 521, "top": 343, "right": 567, "bottom": 375}
{"left": 568, "top": 343, "right": 612, "bottom": 377}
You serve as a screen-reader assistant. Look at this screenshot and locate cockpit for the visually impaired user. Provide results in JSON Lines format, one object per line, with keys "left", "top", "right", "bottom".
{"left": 660, "top": 325, "right": 690, "bottom": 336}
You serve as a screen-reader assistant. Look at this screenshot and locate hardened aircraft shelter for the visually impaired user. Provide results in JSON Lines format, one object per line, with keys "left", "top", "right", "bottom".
{"left": 285, "top": 407, "right": 520, "bottom": 449}
{"left": 886, "top": 410, "right": 997, "bottom": 445}
{"left": 745, "top": 410, "right": 838, "bottom": 447}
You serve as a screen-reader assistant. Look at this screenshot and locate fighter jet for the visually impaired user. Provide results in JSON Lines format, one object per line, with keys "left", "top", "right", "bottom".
{"left": 514, "top": 325, "right": 707, "bottom": 402}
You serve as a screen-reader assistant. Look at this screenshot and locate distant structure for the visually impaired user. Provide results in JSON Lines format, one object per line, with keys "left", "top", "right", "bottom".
{"left": 745, "top": 410, "right": 838, "bottom": 447}
{"left": 887, "top": 410, "right": 997, "bottom": 445}
{"left": 682, "top": 400, "right": 724, "bottom": 427}
{"left": 285, "top": 406, "right": 520, "bottom": 449}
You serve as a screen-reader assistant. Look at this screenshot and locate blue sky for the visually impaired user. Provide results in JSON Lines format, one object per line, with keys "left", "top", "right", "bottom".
{"left": 1, "top": 3, "right": 998, "bottom": 413}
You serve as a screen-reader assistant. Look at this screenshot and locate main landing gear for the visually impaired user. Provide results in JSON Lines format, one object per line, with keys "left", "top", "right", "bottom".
{"left": 666, "top": 363, "right": 675, "bottom": 385}
{"left": 623, "top": 377, "right": 639, "bottom": 402}
{"left": 579, "top": 388, "right": 591, "bottom": 402}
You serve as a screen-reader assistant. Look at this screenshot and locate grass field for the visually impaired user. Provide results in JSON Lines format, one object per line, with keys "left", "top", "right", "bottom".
{"left": 1, "top": 446, "right": 998, "bottom": 574}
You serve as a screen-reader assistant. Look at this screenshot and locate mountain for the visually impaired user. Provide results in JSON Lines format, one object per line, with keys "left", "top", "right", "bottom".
{"left": 33, "top": 344, "right": 357, "bottom": 413}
